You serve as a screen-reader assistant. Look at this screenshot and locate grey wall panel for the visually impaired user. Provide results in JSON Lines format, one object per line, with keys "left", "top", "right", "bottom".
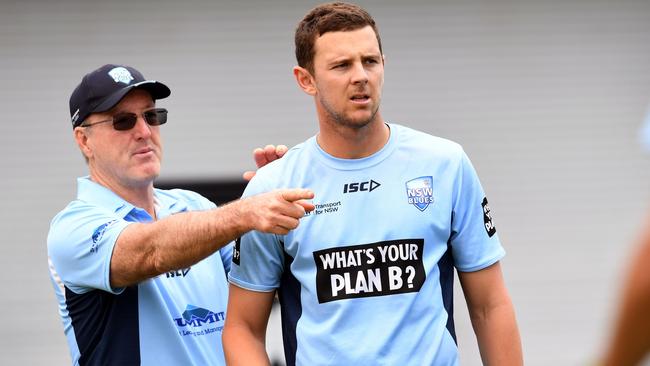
{"left": 1, "top": 0, "right": 650, "bottom": 364}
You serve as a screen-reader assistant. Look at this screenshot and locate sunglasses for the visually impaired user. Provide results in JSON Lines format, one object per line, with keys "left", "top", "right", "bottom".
{"left": 80, "top": 108, "right": 168, "bottom": 131}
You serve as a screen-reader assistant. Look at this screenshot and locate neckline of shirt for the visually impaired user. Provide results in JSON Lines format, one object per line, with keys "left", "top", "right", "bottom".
{"left": 308, "top": 123, "right": 400, "bottom": 171}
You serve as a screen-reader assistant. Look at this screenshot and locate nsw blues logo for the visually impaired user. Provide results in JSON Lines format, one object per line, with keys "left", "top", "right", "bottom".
{"left": 405, "top": 176, "right": 434, "bottom": 211}
{"left": 108, "top": 66, "right": 134, "bottom": 84}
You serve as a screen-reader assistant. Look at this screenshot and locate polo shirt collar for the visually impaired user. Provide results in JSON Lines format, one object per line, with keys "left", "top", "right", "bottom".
{"left": 153, "top": 189, "right": 189, "bottom": 216}
{"left": 76, "top": 176, "right": 187, "bottom": 218}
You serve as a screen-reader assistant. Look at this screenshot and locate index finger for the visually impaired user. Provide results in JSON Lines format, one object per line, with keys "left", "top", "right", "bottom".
{"left": 280, "top": 188, "right": 314, "bottom": 202}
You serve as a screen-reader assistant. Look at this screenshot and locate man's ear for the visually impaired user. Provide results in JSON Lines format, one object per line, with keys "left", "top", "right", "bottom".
{"left": 293, "top": 66, "right": 317, "bottom": 96}
{"left": 74, "top": 127, "right": 93, "bottom": 160}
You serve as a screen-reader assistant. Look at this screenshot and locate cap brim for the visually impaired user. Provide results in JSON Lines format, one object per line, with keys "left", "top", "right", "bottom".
{"left": 93, "top": 80, "right": 171, "bottom": 114}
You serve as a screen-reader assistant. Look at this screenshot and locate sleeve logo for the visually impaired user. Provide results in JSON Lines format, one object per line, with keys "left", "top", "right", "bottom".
{"left": 232, "top": 237, "right": 241, "bottom": 266}
{"left": 90, "top": 219, "right": 117, "bottom": 253}
{"left": 482, "top": 197, "right": 497, "bottom": 237}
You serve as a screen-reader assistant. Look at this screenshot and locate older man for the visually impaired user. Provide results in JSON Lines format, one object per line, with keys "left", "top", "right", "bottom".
{"left": 47, "top": 64, "right": 314, "bottom": 365}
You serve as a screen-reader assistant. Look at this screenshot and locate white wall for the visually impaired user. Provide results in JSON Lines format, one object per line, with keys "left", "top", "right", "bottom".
{"left": 1, "top": 0, "right": 650, "bottom": 364}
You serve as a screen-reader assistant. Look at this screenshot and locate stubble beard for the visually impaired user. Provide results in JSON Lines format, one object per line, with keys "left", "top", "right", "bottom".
{"left": 319, "top": 94, "right": 381, "bottom": 131}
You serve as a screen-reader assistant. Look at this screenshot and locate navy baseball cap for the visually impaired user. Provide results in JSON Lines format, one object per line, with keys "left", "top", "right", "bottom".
{"left": 69, "top": 64, "right": 171, "bottom": 128}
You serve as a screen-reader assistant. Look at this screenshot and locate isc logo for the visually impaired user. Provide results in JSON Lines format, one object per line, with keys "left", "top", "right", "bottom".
{"left": 343, "top": 180, "right": 381, "bottom": 193}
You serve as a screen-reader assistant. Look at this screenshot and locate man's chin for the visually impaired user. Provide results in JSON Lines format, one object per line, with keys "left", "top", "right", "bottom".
{"left": 343, "top": 112, "right": 379, "bottom": 129}
{"left": 131, "top": 164, "right": 160, "bottom": 183}
{"left": 124, "top": 174, "right": 158, "bottom": 189}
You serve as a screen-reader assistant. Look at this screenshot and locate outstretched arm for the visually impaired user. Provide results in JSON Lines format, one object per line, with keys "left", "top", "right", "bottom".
{"left": 110, "top": 189, "right": 315, "bottom": 287}
{"left": 223, "top": 284, "right": 276, "bottom": 366}
{"left": 459, "top": 261, "right": 523, "bottom": 366}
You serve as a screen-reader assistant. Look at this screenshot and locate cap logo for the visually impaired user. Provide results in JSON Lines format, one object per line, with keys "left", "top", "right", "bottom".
{"left": 108, "top": 67, "right": 134, "bottom": 85}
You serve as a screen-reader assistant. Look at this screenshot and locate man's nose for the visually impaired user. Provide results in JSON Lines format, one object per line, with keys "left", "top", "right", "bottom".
{"left": 132, "top": 114, "right": 152, "bottom": 138}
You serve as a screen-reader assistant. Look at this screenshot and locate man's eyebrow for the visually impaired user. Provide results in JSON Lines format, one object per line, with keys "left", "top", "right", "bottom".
{"left": 362, "top": 52, "right": 381, "bottom": 59}
{"left": 327, "top": 56, "right": 351, "bottom": 64}
{"left": 327, "top": 52, "right": 381, "bottom": 63}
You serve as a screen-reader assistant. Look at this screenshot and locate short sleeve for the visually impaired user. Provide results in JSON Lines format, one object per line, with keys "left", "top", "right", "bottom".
{"left": 47, "top": 203, "right": 132, "bottom": 294}
{"left": 227, "top": 176, "right": 285, "bottom": 292}
{"left": 449, "top": 150, "right": 505, "bottom": 272}
{"left": 219, "top": 243, "right": 234, "bottom": 274}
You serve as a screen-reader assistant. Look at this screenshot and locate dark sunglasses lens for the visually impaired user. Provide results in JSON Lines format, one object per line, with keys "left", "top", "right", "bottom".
{"left": 143, "top": 108, "right": 167, "bottom": 126}
{"left": 112, "top": 113, "right": 138, "bottom": 131}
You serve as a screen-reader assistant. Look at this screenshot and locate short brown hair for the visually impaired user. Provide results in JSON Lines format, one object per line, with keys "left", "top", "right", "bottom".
{"left": 295, "top": 2, "right": 383, "bottom": 74}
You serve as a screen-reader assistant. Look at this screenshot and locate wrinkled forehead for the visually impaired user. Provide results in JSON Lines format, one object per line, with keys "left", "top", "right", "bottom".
{"left": 313, "top": 26, "right": 381, "bottom": 61}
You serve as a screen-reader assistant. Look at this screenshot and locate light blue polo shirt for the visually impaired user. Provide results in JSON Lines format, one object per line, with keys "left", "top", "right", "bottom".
{"left": 229, "top": 124, "right": 505, "bottom": 366}
{"left": 48, "top": 177, "right": 232, "bottom": 365}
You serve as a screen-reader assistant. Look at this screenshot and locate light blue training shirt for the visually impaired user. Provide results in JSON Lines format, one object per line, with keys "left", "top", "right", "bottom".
{"left": 48, "top": 177, "right": 232, "bottom": 366}
{"left": 229, "top": 123, "right": 505, "bottom": 366}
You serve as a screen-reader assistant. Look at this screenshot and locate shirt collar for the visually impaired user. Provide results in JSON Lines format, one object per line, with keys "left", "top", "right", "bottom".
{"left": 153, "top": 188, "right": 189, "bottom": 216}
{"left": 76, "top": 176, "right": 187, "bottom": 218}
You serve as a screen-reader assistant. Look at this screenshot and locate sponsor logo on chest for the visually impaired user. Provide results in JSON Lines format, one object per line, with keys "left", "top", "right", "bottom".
{"left": 174, "top": 304, "right": 225, "bottom": 337}
{"left": 313, "top": 239, "right": 426, "bottom": 303}
{"left": 304, "top": 200, "right": 342, "bottom": 217}
{"left": 343, "top": 179, "right": 381, "bottom": 194}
